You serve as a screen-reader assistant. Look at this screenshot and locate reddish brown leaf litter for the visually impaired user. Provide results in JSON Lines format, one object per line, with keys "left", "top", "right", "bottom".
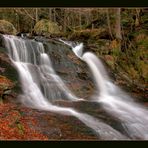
{"left": 0, "top": 102, "right": 98, "bottom": 140}
{"left": 0, "top": 103, "right": 48, "bottom": 140}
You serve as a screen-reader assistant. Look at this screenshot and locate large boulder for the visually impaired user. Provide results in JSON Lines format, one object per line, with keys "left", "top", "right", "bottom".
{"left": 33, "top": 19, "right": 60, "bottom": 36}
{"left": 0, "top": 20, "right": 17, "bottom": 35}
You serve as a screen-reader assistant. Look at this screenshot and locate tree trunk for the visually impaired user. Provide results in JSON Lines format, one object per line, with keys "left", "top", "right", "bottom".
{"left": 63, "top": 9, "right": 67, "bottom": 32}
{"left": 106, "top": 9, "right": 113, "bottom": 39}
{"left": 35, "top": 8, "right": 38, "bottom": 23}
{"left": 115, "top": 8, "right": 122, "bottom": 40}
{"left": 135, "top": 8, "right": 141, "bottom": 27}
{"left": 53, "top": 8, "right": 56, "bottom": 22}
{"left": 79, "top": 11, "right": 82, "bottom": 29}
{"left": 49, "top": 8, "right": 52, "bottom": 21}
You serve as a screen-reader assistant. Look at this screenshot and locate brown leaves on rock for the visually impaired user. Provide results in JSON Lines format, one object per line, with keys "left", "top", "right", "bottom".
{"left": 0, "top": 101, "right": 98, "bottom": 140}
{"left": 0, "top": 103, "right": 48, "bottom": 140}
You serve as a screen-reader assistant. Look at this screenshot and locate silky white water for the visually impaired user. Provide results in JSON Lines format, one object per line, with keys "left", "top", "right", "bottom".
{"left": 2, "top": 35, "right": 129, "bottom": 140}
{"left": 66, "top": 41, "right": 148, "bottom": 140}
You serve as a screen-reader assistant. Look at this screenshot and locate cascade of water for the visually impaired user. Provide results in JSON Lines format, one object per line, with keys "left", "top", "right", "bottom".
{"left": 2, "top": 35, "right": 128, "bottom": 140}
{"left": 3, "top": 35, "right": 79, "bottom": 101}
{"left": 65, "top": 41, "right": 148, "bottom": 140}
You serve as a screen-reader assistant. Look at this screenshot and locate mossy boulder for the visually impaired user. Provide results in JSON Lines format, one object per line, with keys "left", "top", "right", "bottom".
{"left": 0, "top": 20, "right": 17, "bottom": 35}
{"left": 33, "top": 19, "right": 60, "bottom": 36}
{"left": 68, "top": 28, "right": 109, "bottom": 42}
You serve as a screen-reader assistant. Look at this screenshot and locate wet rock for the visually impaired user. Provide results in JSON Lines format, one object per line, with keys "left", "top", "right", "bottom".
{"left": 0, "top": 51, "right": 19, "bottom": 82}
{"left": 44, "top": 128, "right": 62, "bottom": 138}
{"left": 43, "top": 40, "right": 94, "bottom": 98}
{"left": 0, "top": 75, "right": 15, "bottom": 102}
{"left": 0, "top": 49, "right": 21, "bottom": 99}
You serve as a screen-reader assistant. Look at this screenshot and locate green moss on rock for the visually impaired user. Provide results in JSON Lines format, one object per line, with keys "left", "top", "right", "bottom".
{"left": 0, "top": 20, "right": 17, "bottom": 35}
{"left": 33, "top": 19, "right": 60, "bottom": 36}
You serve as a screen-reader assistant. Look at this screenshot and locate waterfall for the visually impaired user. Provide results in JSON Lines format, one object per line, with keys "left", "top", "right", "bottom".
{"left": 67, "top": 41, "right": 148, "bottom": 140}
{"left": 3, "top": 35, "right": 80, "bottom": 102}
{"left": 2, "top": 34, "right": 129, "bottom": 140}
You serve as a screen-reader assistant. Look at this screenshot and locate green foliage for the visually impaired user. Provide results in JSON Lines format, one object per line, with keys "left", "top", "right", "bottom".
{"left": 17, "top": 122, "right": 24, "bottom": 135}
{"left": 104, "top": 55, "right": 115, "bottom": 70}
{"left": 137, "top": 61, "right": 148, "bottom": 82}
